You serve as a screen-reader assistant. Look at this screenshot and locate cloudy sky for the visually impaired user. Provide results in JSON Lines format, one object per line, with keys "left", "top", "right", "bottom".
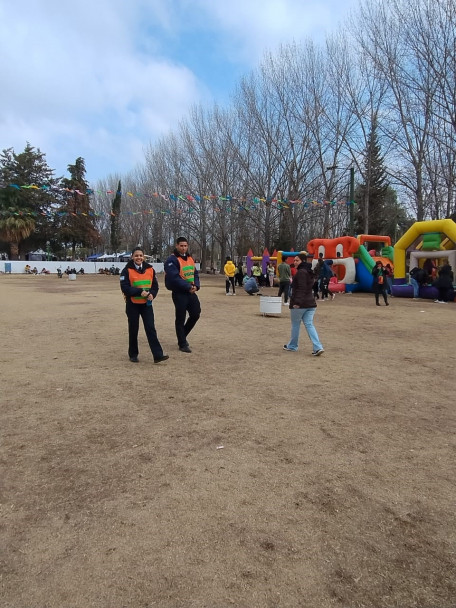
{"left": 0, "top": 0, "right": 358, "bottom": 185}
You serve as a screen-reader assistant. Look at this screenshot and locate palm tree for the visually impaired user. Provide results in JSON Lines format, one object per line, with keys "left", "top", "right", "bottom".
{"left": 0, "top": 212, "right": 36, "bottom": 259}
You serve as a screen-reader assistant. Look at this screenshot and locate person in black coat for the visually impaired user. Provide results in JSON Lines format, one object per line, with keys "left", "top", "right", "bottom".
{"left": 433, "top": 264, "right": 454, "bottom": 303}
{"left": 372, "top": 261, "right": 389, "bottom": 306}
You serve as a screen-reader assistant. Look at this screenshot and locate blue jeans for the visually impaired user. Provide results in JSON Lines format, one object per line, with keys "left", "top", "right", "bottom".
{"left": 286, "top": 307, "right": 323, "bottom": 352}
{"left": 409, "top": 278, "right": 419, "bottom": 298}
{"left": 386, "top": 276, "right": 393, "bottom": 295}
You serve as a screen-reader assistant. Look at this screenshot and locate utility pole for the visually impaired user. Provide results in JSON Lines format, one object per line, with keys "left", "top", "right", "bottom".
{"left": 349, "top": 167, "right": 355, "bottom": 236}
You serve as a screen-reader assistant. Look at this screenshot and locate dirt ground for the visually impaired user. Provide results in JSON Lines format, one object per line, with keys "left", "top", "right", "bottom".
{"left": 0, "top": 273, "right": 455, "bottom": 608}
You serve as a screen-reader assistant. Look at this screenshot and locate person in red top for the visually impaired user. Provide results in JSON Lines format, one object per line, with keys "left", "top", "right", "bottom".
{"left": 120, "top": 247, "right": 169, "bottom": 363}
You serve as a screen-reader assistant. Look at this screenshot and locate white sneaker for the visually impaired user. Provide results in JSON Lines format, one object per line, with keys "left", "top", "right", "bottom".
{"left": 330, "top": 293, "right": 335, "bottom": 300}
{"left": 226, "top": 293, "right": 232, "bottom": 296}
{"left": 438, "top": 300, "right": 447, "bottom": 304}
{"left": 232, "top": 293, "right": 236, "bottom": 296}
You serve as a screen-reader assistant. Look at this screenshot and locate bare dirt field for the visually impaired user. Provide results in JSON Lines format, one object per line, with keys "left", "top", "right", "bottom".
{"left": 1, "top": 273, "right": 455, "bottom": 608}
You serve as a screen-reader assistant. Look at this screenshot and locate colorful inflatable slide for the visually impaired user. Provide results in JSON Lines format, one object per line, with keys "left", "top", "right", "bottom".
{"left": 306, "top": 235, "right": 393, "bottom": 292}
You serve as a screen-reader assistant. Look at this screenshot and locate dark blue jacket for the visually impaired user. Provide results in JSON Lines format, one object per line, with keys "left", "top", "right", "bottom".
{"left": 164, "top": 250, "right": 200, "bottom": 292}
{"left": 120, "top": 260, "right": 159, "bottom": 299}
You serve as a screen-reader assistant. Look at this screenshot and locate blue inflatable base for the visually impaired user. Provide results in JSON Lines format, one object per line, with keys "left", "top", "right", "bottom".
{"left": 392, "top": 284, "right": 439, "bottom": 299}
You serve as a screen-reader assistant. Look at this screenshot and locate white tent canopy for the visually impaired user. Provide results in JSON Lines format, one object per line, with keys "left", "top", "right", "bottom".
{"left": 96, "top": 253, "right": 116, "bottom": 261}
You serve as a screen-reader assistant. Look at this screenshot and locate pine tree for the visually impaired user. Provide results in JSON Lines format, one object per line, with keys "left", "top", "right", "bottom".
{"left": 57, "top": 158, "right": 100, "bottom": 259}
{"left": 355, "top": 122, "right": 389, "bottom": 235}
{"left": 110, "top": 180, "right": 122, "bottom": 253}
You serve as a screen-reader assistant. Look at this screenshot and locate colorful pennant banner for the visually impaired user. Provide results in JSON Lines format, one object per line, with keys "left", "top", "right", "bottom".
{"left": 0, "top": 183, "right": 355, "bottom": 211}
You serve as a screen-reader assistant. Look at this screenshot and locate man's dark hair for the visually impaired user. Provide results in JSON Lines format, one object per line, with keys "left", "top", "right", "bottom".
{"left": 132, "top": 246, "right": 144, "bottom": 254}
{"left": 176, "top": 237, "right": 188, "bottom": 244}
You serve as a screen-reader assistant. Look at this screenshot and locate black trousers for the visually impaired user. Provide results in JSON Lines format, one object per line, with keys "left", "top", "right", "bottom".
{"left": 278, "top": 281, "right": 290, "bottom": 303}
{"left": 125, "top": 300, "right": 164, "bottom": 359}
{"left": 374, "top": 287, "right": 388, "bottom": 305}
{"left": 226, "top": 276, "right": 235, "bottom": 293}
{"left": 172, "top": 291, "right": 201, "bottom": 347}
{"left": 321, "top": 278, "right": 330, "bottom": 299}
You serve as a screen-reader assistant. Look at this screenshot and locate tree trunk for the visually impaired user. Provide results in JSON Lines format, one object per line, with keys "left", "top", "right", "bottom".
{"left": 10, "top": 241, "right": 19, "bottom": 260}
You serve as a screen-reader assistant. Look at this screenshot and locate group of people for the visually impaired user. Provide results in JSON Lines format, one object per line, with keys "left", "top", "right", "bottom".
{"left": 120, "top": 237, "right": 200, "bottom": 363}
{"left": 276, "top": 254, "right": 336, "bottom": 306}
{"left": 372, "top": 258, "right": 455, "bottom": 305}
{"left": 409, "top": 262, "right": 454, "bottom": 303}
{"left": 119, "top": 240, "right": 455, "bottom": 366}
{"left": 98, "top": 266, "right": 119, "bottom": 275}
{"left": 24, "top": 265, "right": 52, "bottom": 275}
{"left": 312, "top": 256, "right": 336, "bottom": 301}
{"left": 120, "top": 241, "right": 324, "bottom": 362}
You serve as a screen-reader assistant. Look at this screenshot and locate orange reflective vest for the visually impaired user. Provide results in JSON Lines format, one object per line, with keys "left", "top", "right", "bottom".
{"left": 177, "top": 256, "right": 196, "bottom": 283}
{"left": 128, "top": 266, "right": 154, "bottom": 303}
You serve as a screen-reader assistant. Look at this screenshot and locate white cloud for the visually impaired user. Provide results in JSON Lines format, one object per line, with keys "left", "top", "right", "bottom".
{"left": 0, "top": 0, "right": 356, "bottom": 182}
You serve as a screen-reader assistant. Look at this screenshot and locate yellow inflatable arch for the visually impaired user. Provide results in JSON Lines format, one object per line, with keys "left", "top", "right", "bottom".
{"left": 394, "top": 219, "right": 456, "bottom": 279}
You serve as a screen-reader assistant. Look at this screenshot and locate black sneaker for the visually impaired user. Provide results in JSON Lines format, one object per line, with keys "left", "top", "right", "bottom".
{"left": 129, "top": 356, "right": 139, "bottom": 363}
{"left": 179, "top": 345, "right": 192, "bottom": 353}
{"left": 154, "top": 355, "right": 169, "bottom": 363}
{"left": 312, "top": 349, "right": 324, "bottom": 357}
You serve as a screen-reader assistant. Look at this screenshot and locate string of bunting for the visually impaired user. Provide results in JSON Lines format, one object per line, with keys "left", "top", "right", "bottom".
{"left": 0, "top": 183, "right": 355, "bottom": 214}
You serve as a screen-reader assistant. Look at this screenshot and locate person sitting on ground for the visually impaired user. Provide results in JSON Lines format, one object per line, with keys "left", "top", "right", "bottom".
{"left": 32, "top": 267, "right": 38, "bottom": 275}
{"left": 409, "top": 266, "right": 428, "bottom": 299}
{"left": 25, "top": 264, "right": 32, "bottom": 274}
{"left": 244, "top": 275, "right": 260, "bottom": 295}
{"left": 432, "top": 264, "right": 454, "bottom": 303}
